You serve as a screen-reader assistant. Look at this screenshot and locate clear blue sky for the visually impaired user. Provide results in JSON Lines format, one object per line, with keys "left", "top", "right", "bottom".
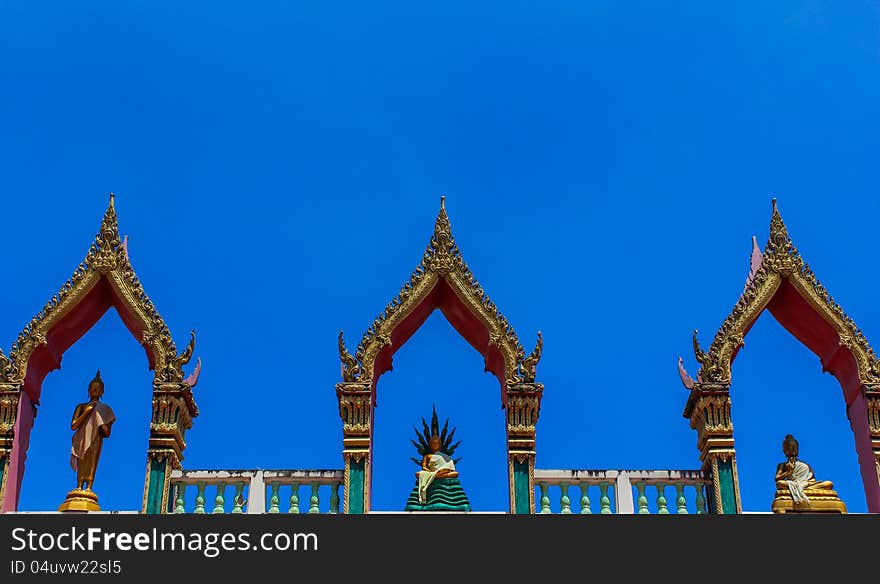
{"left": 2, "top": 2, "right": 879, "bottom": 513}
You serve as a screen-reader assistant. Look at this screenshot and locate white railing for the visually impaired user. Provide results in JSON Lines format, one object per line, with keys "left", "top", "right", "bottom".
{"left": 533, "top": 469, "right": 709, "bottom": 514}
{"left": 169, "top": 469, "right": 344, "bottom": 514}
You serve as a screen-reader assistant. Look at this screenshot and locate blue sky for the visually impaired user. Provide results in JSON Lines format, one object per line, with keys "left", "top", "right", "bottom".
{"left": 2, "top": 2, "right": 879, "bottom": 513}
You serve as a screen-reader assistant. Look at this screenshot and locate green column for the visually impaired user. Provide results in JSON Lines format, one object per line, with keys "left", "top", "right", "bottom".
{"left": 513, "top": 459, "right": 531, "bottom": 514}
{"left": 144, "top": 458, "right": 168, "bottom": 515}
{"left": 347, "top": 459, "right": 365, "bottom": 514}
{"left": 716, "top": 459, "right": 738, "bottom": 514}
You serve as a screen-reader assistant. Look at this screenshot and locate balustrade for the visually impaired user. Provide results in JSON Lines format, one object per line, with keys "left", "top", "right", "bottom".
{"left": 534, "top": 470, "right": 709, "bottom": 514}
{"left": 170, "top": 469, "right": 344, "bottom": 514}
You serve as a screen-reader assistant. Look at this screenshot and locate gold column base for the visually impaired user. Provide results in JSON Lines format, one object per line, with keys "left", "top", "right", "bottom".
{"left": 771, "top": 494, "right": 847, "bottom": 514}
{"left": 58, "top": 488, "right": 100, "bottom": 512}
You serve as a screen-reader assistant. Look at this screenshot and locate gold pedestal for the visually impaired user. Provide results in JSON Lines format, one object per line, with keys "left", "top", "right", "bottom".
{"left": 58, "top": 489, "right": 101, "bottom": 512}
{"left": 771, "top": 491, "right": 847, "bottom": 514}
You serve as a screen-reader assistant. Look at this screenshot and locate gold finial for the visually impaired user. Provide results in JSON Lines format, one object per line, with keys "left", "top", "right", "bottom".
{"left": 440, "top": 195, "right": 446, "bottom": 211}
{"left": 767, "top": 197, "right": 791, "bottom": 256}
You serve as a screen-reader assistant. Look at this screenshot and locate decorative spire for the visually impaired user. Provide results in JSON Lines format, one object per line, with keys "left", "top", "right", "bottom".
{"left": 88, "top": 193, "right": 123, "bottom": 273}
{"left": 424, "top": 196, "right": 457, "bottom": 274}
{"left": 763, "top": 198, "right": 801, "bottom": 276}
{"left": 768, "top": 198, "right": 787, "bottom": 244}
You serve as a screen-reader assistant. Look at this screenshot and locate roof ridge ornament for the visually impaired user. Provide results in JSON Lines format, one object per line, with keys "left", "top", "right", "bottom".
{"left": 690, "top": 198, "right": 880, "bottom": 386}
{"left": 763, "top": 198, "right": 801, "bottom": 276}
{"left": 5, "top": 196, "right": 195, "bottom": 392}
{"left": 424, "top": 195, "right": 457, "bottom": 275}
{"left": 345, "top": 197, "right": 535, "bottom": 390}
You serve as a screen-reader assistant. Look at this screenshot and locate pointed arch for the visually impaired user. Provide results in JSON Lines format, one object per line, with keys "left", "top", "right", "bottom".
{"left": 339, "top": 197, "right": 542, "bottom": 405}
{"left": 693, "top": 199, "right": 878, "bottom": 397}
{"left": 1, "top": 195, "right": 195, "bottom": 399}
{"left": 689, "top": 199, "right": 880, "bottom": 512}
{"left": 0, "top": 195, "right": 198, "bottom": 513}
{"left": 336, "top": 198, "right": 544, "bottom": 514}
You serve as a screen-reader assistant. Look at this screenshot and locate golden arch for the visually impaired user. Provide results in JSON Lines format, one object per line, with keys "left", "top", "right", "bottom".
{"left": 339, "top": 197, "right": 542, "bottom": 403}
{"left": 336, "top": 198, "right": 544, "bottom": 514}
{"left": 0, "top": 195, "right": 194, "bottom": 395}
{"left": 0, "top": 195, "right": 198, "bottom": 513}
{"left": 687, "top": 199, "right": 880, "bottom": 512}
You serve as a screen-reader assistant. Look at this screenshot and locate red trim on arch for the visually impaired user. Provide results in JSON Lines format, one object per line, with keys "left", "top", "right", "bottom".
{"left": 21, "top": 276, "right": 155, "bottom": 404}
{"left": 724, "top": 280, "right": 861, "bottom": 405}
{"left": 369, "top": 279, "right": 507, "bottom": 404}
{"left": 767, "top": 280, "right": 861, "bottom": 404}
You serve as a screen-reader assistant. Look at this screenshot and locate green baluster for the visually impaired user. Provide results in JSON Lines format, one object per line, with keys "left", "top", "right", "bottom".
{"left": 539, "top": 482, "right": 551, "bottom": 514}
{"left": 579, "top": 483, "right": 591, "bottom": 514}
{"left": 599, "top": 482, "right": 612, "bottom": 514}
{"left": 695, "top": 484, "right": 707, "bottom": 515}
{"left": 268, "top": 482, "right": 280, "bottom": 513}
{"left": 559, "top": 482, "right": 572, "bottom": 514}
{"left": 636, "top": 483, "right": 649, "bottom": 514}
{"left": 676, "top": 483, "right": 688, "bottom": 514}
{"left": 173, "top": 484, "right": 186, "bottom": 514}
{"left": 288, "top": 483, "right": 300, "bottom": 514}
{"left": 656, "top": 483, "right": 669, "bottom": 514}
{"left": 330, "top": 482, "right": 340, "bottom": 514}
{"left": 309, "top": 483, "right": 321, "bottom": 514}
{"left": 212, "top": 483, "right": 227, "bottom": 514}
{"left": 194, "top": 482, "right": 206, "bottom": 514}
{"left": 232, "top": 481, "right": 246, "bottom": 513}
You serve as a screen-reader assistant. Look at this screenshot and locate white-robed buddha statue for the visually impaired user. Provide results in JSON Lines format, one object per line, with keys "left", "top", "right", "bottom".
{"left": 416, "top": 434, "right": 459, "bottom": 504}
{"left": 771, "top": 434, "right": 846, "bottom": 514}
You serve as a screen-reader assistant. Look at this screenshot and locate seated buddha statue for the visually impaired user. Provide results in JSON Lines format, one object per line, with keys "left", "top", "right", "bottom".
{"left": 404, "top": 408, "right": 471, "bottom": 512}
{"left": 771, "top": 434, "right": 846, "bottom": 514}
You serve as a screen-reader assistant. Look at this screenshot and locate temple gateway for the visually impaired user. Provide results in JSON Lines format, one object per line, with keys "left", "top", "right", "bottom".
{"left": 0, "top": 196, "right": 877, "bottom": 515}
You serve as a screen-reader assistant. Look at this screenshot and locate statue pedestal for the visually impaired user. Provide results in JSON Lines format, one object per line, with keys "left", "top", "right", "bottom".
{"left": 771, "top": 492, "right": 847, "bottom": 514}
{"left": 404, "top": 477, "right": 471, "bottom": 512}
{"left": 58, "top": 489, "right": 101, "bottom": 512}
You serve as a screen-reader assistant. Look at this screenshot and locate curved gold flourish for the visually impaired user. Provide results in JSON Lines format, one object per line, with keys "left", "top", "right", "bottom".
{"left": 351, "top": 197, "right": 533, "bottom": 385}
{"left": 5, "top": 195, "right": 192, "bottom": 386}
{"left": 338, "top": 331, "right": 361, "bottom": 382}
{"left": 694, "top": 199, "right": 880, "bottom": 384}
{"left": 0, "top": 348, "right": 15, "bottom": 383}
{"left": 519, "top": 332, "right": 542, "bottom": 383}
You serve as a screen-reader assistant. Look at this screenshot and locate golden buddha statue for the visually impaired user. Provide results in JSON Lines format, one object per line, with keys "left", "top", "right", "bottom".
{"left": 58, "top": 371, "right": 116, "bottom": 512}
{"left": 771, "top": 434, "right": 846, "bottom": 514}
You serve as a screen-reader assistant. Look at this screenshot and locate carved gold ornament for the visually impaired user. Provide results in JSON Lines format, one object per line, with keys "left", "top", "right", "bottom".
{"left": 4, "top": 195, "right": 197, "bottom": 387}
{"left": 341, "top": 197, "right": 542, "bottom": 387}
{"left": 690, "top": 199, "right": 880, "bottom": 385}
